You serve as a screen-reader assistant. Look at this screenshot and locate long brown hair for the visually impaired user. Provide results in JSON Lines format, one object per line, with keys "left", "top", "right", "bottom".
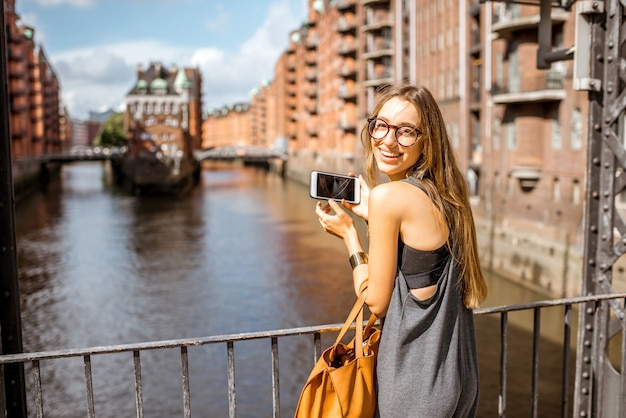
{"left": 361, "top": 82, "right": 487, "bottom": 309}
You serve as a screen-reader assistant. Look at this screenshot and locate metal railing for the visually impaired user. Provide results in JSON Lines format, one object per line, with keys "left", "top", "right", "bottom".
{"left": 1, "top": 292, "right": 625, "bottom": 418}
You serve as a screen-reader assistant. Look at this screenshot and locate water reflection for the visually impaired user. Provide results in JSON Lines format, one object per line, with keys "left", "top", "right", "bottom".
{"left": 14, "top": 162, "right": 576, "bottom": 417}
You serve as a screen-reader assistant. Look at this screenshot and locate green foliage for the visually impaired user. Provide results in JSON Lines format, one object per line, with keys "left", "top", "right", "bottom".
{"left": 94, "top": 112, "right": 126, "bottom": 147}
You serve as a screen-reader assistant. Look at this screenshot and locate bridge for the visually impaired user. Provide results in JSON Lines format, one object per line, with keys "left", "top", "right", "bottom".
{"left": 37, "top": 145, "right": 286, "bottom": 165}
{"left": 38, "top": 146, "right": 126, "bottom": 164}
{"left": 194, "top": 145, "right": 287, "bottom": 163}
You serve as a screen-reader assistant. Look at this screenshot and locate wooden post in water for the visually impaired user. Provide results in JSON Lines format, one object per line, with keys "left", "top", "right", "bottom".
{"left": 0, "top": 1, "right": 27, "bottom": 416}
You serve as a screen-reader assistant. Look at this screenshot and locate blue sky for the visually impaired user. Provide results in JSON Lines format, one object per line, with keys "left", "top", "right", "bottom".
{"left": 16, "top": 0, "right": 308, "bottom": 120}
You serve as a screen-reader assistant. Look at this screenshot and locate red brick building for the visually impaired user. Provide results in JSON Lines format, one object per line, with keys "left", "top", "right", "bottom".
{"left": 124, "top": 62, "right": 203, "bottom": 159}
{"left": 4, "top": 0, "right": 67, "bottom": 193}
{"left": 200, "top": 0, "right": 626, "bottom": 296}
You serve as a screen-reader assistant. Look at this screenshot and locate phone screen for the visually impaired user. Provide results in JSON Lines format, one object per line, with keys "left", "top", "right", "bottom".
{"left": 316, "top": 172, "right": 356, "bottom": 202}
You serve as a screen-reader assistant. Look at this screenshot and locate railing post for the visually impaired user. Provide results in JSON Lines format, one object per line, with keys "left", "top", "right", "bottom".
{"left": 0, "top": 2, "right": 27, "bottom": 416}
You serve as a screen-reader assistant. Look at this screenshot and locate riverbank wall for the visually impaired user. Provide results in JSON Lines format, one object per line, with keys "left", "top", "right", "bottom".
{"left": 13, "top": 158, "right": 43, "bottom": 201}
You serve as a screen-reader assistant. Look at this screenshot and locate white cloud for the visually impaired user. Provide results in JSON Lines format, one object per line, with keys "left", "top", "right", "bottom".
{"left": 34, "top": 0, "right": 96, "bottom": 6}
{"left": 49, "top": 0, "right": 303, "bottom": 120}
{"left": 194, "top": 0, "right": 301, "bottom": 111}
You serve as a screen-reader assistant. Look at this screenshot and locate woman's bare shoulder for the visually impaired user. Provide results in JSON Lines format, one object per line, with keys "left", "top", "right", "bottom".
{"left": 370, "top": 181, "right": 432, "bottom": 215}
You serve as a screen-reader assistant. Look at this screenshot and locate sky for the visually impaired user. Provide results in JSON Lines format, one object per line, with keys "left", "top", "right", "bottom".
{"left": 15, "top": 0, "right": 308, "bottom": 120}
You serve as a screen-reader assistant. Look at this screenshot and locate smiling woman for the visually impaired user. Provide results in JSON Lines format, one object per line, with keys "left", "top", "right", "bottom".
{"left": 15, "top": 0, "right": 306, "bottom": 120}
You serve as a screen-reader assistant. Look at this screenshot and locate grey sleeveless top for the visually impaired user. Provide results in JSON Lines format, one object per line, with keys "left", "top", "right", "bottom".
{"left": 375, "top": 179, "right": 479, "bottom": 418}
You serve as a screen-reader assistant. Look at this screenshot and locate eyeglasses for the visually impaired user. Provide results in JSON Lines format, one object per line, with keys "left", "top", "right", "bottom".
{"left": 367, "top": 117, "right": 421, "bottom": 147}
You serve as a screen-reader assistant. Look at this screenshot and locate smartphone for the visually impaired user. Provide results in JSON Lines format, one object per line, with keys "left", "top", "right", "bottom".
{"left": 309, "top": 171, "right": 360, "bottom": 204}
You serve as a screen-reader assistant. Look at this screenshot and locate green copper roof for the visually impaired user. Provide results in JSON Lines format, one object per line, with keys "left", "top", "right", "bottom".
{"left": 174, "top": 69, "right": 192, "bottom": 89}
{"left": 151, "top": 77, "right": 168, "bottom": 90}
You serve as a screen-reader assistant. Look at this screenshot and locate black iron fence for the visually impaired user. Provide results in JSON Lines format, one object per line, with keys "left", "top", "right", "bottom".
{"left": 1, "top": 292, "right": 625, "bottom": 418}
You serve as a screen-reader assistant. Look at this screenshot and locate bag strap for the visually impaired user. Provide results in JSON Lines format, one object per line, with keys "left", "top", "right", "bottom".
{"left": 330, "top": 281, "right": 371, "bottom": 359}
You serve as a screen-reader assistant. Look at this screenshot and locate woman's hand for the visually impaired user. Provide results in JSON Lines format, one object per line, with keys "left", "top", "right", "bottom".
{"left": 315, "top": 199, "right": 356, "bottom": 241}
{"left": 341, "top": 174, "right": 370, "bottom": 221}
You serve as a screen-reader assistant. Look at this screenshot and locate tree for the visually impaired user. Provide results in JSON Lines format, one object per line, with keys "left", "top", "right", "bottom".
{"left": 94, "top": 112, "right": 126, "bottom": 147}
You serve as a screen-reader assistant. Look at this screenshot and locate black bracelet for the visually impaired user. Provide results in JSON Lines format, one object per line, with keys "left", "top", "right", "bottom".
{"left": 349, "top": 252, "right": 368, "bottom": 270}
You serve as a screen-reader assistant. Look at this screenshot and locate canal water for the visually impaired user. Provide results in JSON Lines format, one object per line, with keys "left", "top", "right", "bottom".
{"left": 15, "top": 162, "right": 577, "bottom": 417}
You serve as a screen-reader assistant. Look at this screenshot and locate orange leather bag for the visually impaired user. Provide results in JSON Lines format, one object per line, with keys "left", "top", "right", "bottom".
{"left": 294, "top": 287, "right": 381, "bottom": 418}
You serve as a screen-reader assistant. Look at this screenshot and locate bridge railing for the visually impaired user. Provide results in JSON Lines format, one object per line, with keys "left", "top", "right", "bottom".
{"left": 195, "top": 146, "right": 287, "bottom": 162}
{"left": 1, "top": 292, "right": 625, "bottom": 418}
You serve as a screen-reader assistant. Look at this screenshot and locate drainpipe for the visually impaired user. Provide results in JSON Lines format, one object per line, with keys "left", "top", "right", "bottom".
{"left": 0, "top": 2, "right": 28, "bottom": 416}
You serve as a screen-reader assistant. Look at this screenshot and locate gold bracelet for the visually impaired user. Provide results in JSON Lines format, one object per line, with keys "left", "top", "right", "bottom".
{"left": 349, "top": 252, "right": 368, "bottom": 270}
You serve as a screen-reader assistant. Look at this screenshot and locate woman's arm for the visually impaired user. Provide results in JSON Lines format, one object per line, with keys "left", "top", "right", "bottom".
{"left": 360, "top": 184, "right": 401, "bottom": 316}
{"left": 315, "top": 184, "right": 400, "bottom": 317}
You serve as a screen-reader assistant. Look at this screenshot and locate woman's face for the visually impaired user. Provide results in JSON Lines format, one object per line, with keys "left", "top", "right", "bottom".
{"left": 371, "top": 97, "right": 424, "bottom": 181}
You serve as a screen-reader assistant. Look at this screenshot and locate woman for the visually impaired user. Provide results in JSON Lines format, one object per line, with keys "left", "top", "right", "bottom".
{"left": 315, "top": 83, "right": 487, "bottom": 417}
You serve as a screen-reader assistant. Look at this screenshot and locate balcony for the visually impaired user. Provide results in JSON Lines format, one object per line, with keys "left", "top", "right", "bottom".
{"left": 9, "top": 44, "right": 25, "bottom": 61}
{"left": 306, "top": 35, "right": 318, "bottom": 50}
{"left": 339, "top": 118, "right": 358, "bottom": 132}
{"left": 336, "top": 0, "right": 357, "bottom": 11}
{"left": 338, "top": 86, "right": 357, "bottom": 102}
{"left": 337, "top": 18, "right": 357, "bottom": 33}
{"left": 362, "top": 18, "right": 392, "bottom": 33}
{"left": 305, "top": 53, "right": 317, "bottom": 65}
{"left": 492, "top": 71, "right": 566, "bottom": 104}
{"left": 338, "top": 65, "right": 357, "bottom": 79}
{"left": 338, "top": 40, "right": 357, "bottom": 56}
{"left": 306, "top": 125, "right": 319, "bottom": 137}
{"left": 363, "top": 69, "right": 394, "bottom": 87}
{"left": 492, "top": 9, "right": 569, "bottom": 38}
{"left": 305, "top": 86, "right": 318, "bottom": 98}
{"left": 306, "top": 101, "right": 318, "bottom": 115}
{"left": 363, "top": 39, "right": 393, "bottom": 60}
{"left": 305, "top": 70, "right": 318, "bottom": 82}
{"left": 511, "top": 167, "right": 541, "bottom": 192}
{"left": 362, "top": 0, "right": 390, "bottom": 5}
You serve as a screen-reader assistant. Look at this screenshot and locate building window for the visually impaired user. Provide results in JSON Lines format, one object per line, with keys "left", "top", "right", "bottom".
{"left": 496, "top": 52, "right": 503, "bottom": 88}
{"left": 509, "top": 43, "right": 520, "bottom": 93}
{"left": 438, "top": 73, "right": 444, "bottom": 97}
{"left": 571, "top": 107, "right": 583, "bottom": 150}
{"left": 507, "top": 173, "right": 514, "bottom": 195}
{"left": 493, "top": 117, "right": 501, "bottom": 150}
{"left": 451, "top": 121, "right": 459, "bottom": 149}
{"left": 553, "top": 178, "right": 561, "bottom": 202}
{"left": 467, "top": 168, "right": 479, "bottom": 196}
{"left": 494, "top": 171, "right": 501, "bottom": 191}
{"left": 552, "top": 114, "right": 562, "bottom": 150}
{"left": 506, "top": 119, "right": 516, "bottom": 150}
{"left": 573, "top": 179, "right": 581, "bottom": 205}
{"left": 473, "top": 118, "right": 481, "bottom": 152}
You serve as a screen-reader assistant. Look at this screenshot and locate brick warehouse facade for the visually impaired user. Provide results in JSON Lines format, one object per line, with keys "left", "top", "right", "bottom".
{"left": 201, "top": 0, "right": 626, "bottom": 297}
{"left": 4, "top": 0, "right": 69, "bottom": 197}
